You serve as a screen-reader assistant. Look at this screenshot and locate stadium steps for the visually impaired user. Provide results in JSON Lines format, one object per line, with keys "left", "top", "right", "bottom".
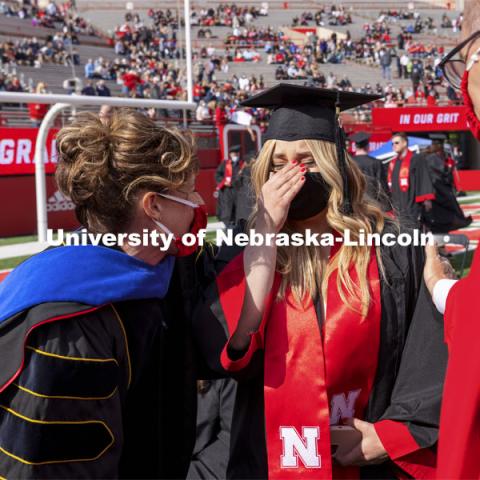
{"left": 0, "top": 2, "right": 459, "bottom": 94}
{"left": 0, "top": 15, "right": 111, "bottom": 47}
{"left": 77, "top": 0, "right": 450, "bottom": 11}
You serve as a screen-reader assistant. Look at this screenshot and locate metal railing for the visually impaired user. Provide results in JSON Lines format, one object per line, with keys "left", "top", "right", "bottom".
{"left": 0, "top": 91, "right": 197, "bottom": 243}
{"left": 0, "top": 103, "right": 219, "bottom": 131}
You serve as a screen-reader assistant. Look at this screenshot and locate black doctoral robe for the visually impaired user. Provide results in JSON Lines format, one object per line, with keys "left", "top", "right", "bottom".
{"left": 233, "top": 165, "right": 255, "bottom": 223}
{"left": 193, "top": 224, "right": 448, "bottom": 479}
{"left": 215, "top": 160, "right": 244, "bottom": 226}
{"left": 188, "top": 378, "right": 237, "bottom": 479}
{"left": 0, "top": 246, "right": 215, "bottom": 479}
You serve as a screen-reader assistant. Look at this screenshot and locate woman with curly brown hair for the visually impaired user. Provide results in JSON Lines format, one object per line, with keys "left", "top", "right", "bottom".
{"left": 0, "top": 109, "right": 208, "bottom": 478}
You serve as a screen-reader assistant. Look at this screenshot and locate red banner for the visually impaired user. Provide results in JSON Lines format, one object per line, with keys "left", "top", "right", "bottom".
{"left": 0, "top": 129, "right": 222, "bottom": 224}
{"left": 0, "top": 128, "right": 58, "bottom": 176}
{"left": 0, "top": 175, "right": 79, "bottom": 237}
{"left": 371, "top": 106, "right": 468, "bottom": 132}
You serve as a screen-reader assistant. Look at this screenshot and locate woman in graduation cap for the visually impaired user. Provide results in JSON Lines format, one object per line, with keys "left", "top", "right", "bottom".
{"left": 194, "top": 84, "right": 448, "bottom": 479}
{"left": 0, "top": 110, "right": 210, "bottom": 478}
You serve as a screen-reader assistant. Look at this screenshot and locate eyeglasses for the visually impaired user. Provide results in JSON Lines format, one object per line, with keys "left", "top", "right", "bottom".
{"left": 439, "top": 30, "right": 480, "bottom": 91}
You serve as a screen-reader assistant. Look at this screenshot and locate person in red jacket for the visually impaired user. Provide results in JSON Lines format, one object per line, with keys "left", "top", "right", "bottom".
{"left": 28, "top": 82, "right": 49, "bottom": 127}
{"left": 122, "top": 70, "right": 142, "bottom": 95}
{"left": 424, "top": 1, "right": 480, "bottom": 477}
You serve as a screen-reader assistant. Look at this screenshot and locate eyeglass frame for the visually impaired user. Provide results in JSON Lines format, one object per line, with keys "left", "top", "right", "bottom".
{"left": 439, "top": 29, "right": 480, "bottom": 90}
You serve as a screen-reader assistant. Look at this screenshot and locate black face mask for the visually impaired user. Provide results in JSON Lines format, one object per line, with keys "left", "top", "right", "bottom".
{"left": 288, "top": 172, "right": 330, "bottom": 220}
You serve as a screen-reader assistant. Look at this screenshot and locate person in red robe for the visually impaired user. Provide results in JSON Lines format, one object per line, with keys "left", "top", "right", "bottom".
{"left": 195, "top": 84, "right": 447, "bottom": 479}
{"left": 387, "top": 132, "right": 435, "bottom": 228}
{"left": 424, "top": 3, "right": 480, "bottom": 477}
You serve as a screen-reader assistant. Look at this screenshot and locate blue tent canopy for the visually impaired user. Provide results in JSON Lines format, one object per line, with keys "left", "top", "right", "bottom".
{"left": 370, "top": 136, "right": 432, "bottom": 160}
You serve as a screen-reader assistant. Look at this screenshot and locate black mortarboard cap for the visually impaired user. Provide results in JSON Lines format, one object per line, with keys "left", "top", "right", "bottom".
{"left": 241, "top": 84, "right": 382, "bottom": 214}
{"left": 349, "top": 131, "right": 371, "bottom": 145}
{"left": 429, "top": 133, "right": 447, "bottom": 142}
{"left": 229, "top": 145, "right": 241, "bottom": 153}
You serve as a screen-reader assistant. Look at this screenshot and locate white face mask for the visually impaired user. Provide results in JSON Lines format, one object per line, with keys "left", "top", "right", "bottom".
{"left": 151, "top": 192, "right": 207, "bottom": 258}
{"left": 230, "top": 155, "right": 239, "bottom": 163}
{"left": 152, "top": 193, "right": 199, "bottom": 235}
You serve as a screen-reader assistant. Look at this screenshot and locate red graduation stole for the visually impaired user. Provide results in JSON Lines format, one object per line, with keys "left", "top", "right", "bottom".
{"left": 388, "top": 150, "right": 413, "bottom": 192}
{"left": 445, "top": 156, "right": 461, "bottom": 191}
{"left": 217, "top": 159, "right": 233, "bottom": 191}
{"left": 218, "top": 243, "right": 381, "bottom": 479}
{"left": 216, "top": 159, "right": 244, "bottom": 191}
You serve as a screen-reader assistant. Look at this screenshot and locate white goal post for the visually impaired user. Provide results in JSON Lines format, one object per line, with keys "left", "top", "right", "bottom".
{"left": 0, "top": 92, "right": 197, "bottom": 242}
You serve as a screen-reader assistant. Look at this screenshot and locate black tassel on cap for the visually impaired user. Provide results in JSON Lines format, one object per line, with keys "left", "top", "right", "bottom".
{"left": 335, "top": 91, "right": 353, "bottom": 215}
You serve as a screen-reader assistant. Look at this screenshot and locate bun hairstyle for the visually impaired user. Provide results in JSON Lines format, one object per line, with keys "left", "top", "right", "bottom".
{"left": 55, "top": 109, "right": 197, "bottom": 233}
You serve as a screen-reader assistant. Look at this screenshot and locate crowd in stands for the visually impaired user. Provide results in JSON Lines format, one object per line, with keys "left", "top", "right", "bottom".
{"left": 191, "top": 3, "right": 268, "bottom": 27}
{"left": 292, "top": 6, "right": 353, "bottom": 27}
{"left": 0, "top": 2, "right": 466, "bottom": 129}
{"left": 145, "top": 8, "right": 179, "bottom": 28}
{"left": 378, "top": 9, "right": 463, "bottom": 34}
{"left": 0, "top": 35, "right": 80, "bottom": 68}
{"left": 0, "top": 0, "right": 100, "bottom": 38}
{"left": 440, "top": 12, "right": 463, "bottom": 32}
{"left": 0, "top": 72, "right": 25, "bottom": 92}
{"left": 224, "top": 25, "right": 277, "bottom": 46}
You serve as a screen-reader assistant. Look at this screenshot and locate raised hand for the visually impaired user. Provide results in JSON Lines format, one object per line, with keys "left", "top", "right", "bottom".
{"left": 256, "top": 160, "right": 305, "bottom": 234}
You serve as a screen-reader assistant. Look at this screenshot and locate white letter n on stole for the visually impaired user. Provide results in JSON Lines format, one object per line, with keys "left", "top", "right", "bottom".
{"left": 279, "top": 426, "right": 321, "bottom": 468}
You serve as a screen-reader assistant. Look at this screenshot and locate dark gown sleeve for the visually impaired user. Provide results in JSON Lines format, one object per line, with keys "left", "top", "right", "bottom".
{"left": 193, "top": 249, "right": 266, "bottom": 381}
{"left": 215, "top": 161, "right": 225, "bottom": 185}
{"left": 412, "top": 154, "right": 436, "bottom": 203}
{"left": 188, "top": 378, "right": 237, "bottom": 479}
{"left": 373, "top": 241, "right": 448, "bottom": 478}
{"left": 375, "top": 160, "right": 392, "bottom": 211}
{"left": 0, "top": 305, "right": 129, "bottom": 479}
{"left": 192, "top": 226, "right": 268, "bottom": 382}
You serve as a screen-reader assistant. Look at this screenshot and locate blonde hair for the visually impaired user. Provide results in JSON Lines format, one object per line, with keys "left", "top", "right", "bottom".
{"left": 56, "top": 109, "right": 197, "bottom": 233}
{"left": 249, "top": 139, "right": 391, "bottom": 316}
{"left": 36, "top": 82, "right": 47, "bottom": 94}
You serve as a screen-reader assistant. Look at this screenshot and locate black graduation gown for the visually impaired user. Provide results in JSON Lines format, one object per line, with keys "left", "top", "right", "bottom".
{"left": 353, "top": 154, "right": 391, "bottom": 210}
{"left": 389, "top": 153, "right": 435, "bottom": 228}
{"left": 193, "top": 225, "right": 448, "bottom": 479}
{"left": 215, "top": 161, "right": 244, "bottom": 225}
{"left": 0, "top": 251, "right": 211, "bottom": 479}
{"left": 422, "top": 152, "right": 471, "bottom": 233}
{"left": 188, "top": 378, "right": 237, "bottom": 479}
{"left": 233, "top": 165, "right": 255, "bottom": 223}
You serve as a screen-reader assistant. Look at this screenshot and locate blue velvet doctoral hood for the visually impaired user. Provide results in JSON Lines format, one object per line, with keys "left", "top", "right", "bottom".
{"left": 0, "top": 245, "right": 175, "bottom": 325}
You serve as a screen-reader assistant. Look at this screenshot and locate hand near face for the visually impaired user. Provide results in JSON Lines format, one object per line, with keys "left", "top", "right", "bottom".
{"left": 257, "top": 161, "right": 305, "bottom": 233}
{"left": 334, "top": 418, "right": 388, "bottom": 467}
